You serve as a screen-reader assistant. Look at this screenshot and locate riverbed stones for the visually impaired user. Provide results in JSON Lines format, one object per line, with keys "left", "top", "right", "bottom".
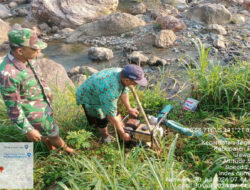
{"left": 243, "top": 0, "right": 250, "bottom": 10}
{"left": 148, "top": 56, "right": 168, "bottom": 66}
{"left": 9, "top": 2, "right": 18, "bottom": 9}
{"left": 0, "top": 4, "right": 11, "bottom": 19}
{"left": 30, "top": 0, "right": 119, "bottom": 28}
{"left": 186, "top": 3, "right": 232, "bottom": 25}
{"left": 66, "top": 13, "right": 146, "bottom": 43}
{"left": 37, "top": 58, "right": 74, "bottom": 90}
{"left": 0, "top": 19, "right": 10, "bottom": 45}
{"left": 88, "top": 47, "right": 114, "bottom": 61}
{"left": 156, "top": 15, "right": 186, "bottom": 32}
{"left": 207, "top": 24, "right": 227, "bottom": 35}
{"left": 213, "top": 35, "right": 226, "bottom": 48}
{"left": 130, "top": 3, "right": 147, "bottom": 15}
{"left": 127, "top": 51, "right": 149, "bottom": 65}
{"left": 231, "top": 14, "right": 245, "bottom": 24}
{"left": 154, "top": 30, "right": 176, "bottom": 48}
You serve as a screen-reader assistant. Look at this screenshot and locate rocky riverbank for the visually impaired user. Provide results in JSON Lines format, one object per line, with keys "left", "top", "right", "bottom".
{"left": 0, "top": 0, "right": 249, "bottom": 102}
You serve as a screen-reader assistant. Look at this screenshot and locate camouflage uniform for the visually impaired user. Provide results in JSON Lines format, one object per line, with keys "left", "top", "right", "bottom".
{"left": 0, "top": 28, "right": 58, "bottom": 136}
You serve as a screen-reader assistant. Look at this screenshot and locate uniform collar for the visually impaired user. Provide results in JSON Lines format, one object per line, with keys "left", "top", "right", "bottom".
{"left": 7, "top": 52, "right": 35, "bottom": 71}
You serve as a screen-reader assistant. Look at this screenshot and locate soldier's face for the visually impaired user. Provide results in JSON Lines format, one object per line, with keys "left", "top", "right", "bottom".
{"left": 18, "top": 47, "right": 41, "bottom": 60}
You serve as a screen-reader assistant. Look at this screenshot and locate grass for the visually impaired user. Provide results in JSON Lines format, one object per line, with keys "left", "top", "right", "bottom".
{"left": 184, "top": 39, "right": 249, "bottom": 115}
{"left": 0, "top": 41, "right": 249, "bottom": 189}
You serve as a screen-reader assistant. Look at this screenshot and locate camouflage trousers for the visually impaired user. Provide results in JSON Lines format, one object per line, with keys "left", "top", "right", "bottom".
{"left": 27, "top": 106, "right": 59, "bottom": 137}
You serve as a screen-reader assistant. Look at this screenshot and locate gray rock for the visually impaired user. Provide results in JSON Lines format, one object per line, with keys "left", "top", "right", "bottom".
{"left": 148, "top": 56, "right": 168, "bottom": 66}
{"left": 70, "top": 74, "right": 87, "bottom": 86}
{"left": 186, "top": 3, "right": 232, "bottom": 25}
{"left": 130, "top": 3, "right": 147, "bottom": 15}
{"left": 30, "top": 0, "right": 119, "bottom": 28}
{"left": 88, "top": 47, "right": 114, "bottom": 61}
{"left": 127, "top": 51, "right": 149, "bottom": 65}
{"left": 37, "top": 58, "right": 74, "bottom": 90}
{"left": 14, "top": 0, "right": 27, "bottom": 4}
{"left": 0, "top": 4, "right": 11, "bottom": 19}
{"left": 213, "top": 35, "right": 226, "bottom": 48}
{"left": 154, "top": 30, "right": 176, "bottom": 48}
{"left": 66, "top": 13, "right": 146, "bottom": 43}
{"left": 79, "top": 66, "right": 98, "bottom": 76}
{"left": 207, "top": 24, "right": 227, "bottom": 35}
{"left": 39, "top": 23, "right": 51, "bottom": 34}
{"left": 9, "top": 2, "right": 18, "bottom": 9}
{"left": 0, "top": 19, "right": 10, "bottom": 45}
{"left": 231, "top": 14, "right": 245, "bottom": 24}
{"left": 16, "top": 8, "right": 29, "bottom": 16}
{"left": 68, "top": 65, "right": 98, "bottom": 77}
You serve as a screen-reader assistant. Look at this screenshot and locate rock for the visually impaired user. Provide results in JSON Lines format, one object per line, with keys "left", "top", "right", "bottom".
{"left": 130, "top": 3, "right": 147, "bottom": 15}
{"left": 186, "top": 3, "right": 232, "bottom": 25}
{"left": 156, "top": 15, "right": 186, "bottom": 32}
{"left": 39, "top": 23, "right": 51, "bottom": 34}
{"left": 127, "top": 51, "right": 149, "bottom": 65}
{"left": 16, "top": 8, "right": 29, "bottom": 17}
{"left": 58, "top": 28, "right": 74, "bottom": 38}
{"left": 30, "top": 0, "right": 119, "bottom": 28}
{"left": 0, "top": 19, "right": 10, "bottom": 45}
{"left": 70, "top": 74, "right": 87, "bottom": 86}
{"left": 243, "top": 0, "right": 250, "bottom": 10}
{"left": 66, "top": 13, "right": 146, "bottom": 43}
{"left": 231, "top": 14, "right": 245, "bottom": 24}
{"left": 14, "top": 0, "right": 27, "bottom": 4}
{"left": 37, "top": 58, "right": 74, "bottom": 90}
{"left": 154, "top": 30, "right": 176, "bottom": 48}
{"left": 88, "top": 47, "right": 114, "bottom": 61}
{"left": 207, "top": 24, "right": 227, "bottom": 35}
{"left": 148, "top": 56, "right": 168, "bottom": 66}
{"left": 213, "top": 35, "right": 226, "bottom": 48}
{"left": 162, "top": 0, "right": 188, "bottom": 10}
{"left": 0, "top": 4, "right": 11, "bottom": 19}
{"left": 9, "top": 2, "right": 18, "bottom": 9}
{"left": 68, "top": 65, "right": 98, "bottom": 77}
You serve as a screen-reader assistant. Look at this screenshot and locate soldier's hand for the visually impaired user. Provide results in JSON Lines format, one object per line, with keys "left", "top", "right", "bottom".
{"left": 26, "top": 129, "right": 42, "bottom": 142}
{"left": 48, "top": 92, "right": 53, "bottom": 102}
{"left": 127, "top": 108, "right": 139, "bottom": 117}
{"left": 120, "top": 132, "right": 131, "bottom": 142}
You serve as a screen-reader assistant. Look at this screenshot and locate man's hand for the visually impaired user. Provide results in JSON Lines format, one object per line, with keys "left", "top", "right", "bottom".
{"left": 26, "top": 129, "right": 42, "bottom": 142}
{"left": 127, "top": 107, "right": 139, "bottom": 117}
{"left": 48, "top": 92, "right": 53, "bottom": 102}
{"left": 120, "top": 132, "right": 131, "bottom": 142}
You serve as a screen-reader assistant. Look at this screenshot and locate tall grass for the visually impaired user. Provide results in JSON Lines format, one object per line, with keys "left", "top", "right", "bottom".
{"left": 185, "top": 39, "right": 249, "bottom": 114}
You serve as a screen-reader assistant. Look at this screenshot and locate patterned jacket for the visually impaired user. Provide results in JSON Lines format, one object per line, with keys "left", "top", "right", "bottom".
{"left": 0, "top": 53, "right": 52, "bottom": 133}
{"left": 76, "top": 68, "right": 128, "bottom": 119}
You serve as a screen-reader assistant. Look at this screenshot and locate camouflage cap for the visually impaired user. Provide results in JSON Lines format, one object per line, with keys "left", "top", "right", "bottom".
{"left": 8, "top": 28, "right": 47, "bottom": 50}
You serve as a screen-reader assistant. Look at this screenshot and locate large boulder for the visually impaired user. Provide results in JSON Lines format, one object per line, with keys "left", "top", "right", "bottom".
{"left": 30, "top": 0, "right": 119, "bottom": 28}
{"left": 0, "top": 4, "right": 11, "bottom": 19}
{"left": 154, "top": 30, "right": 176, "bottom": 48}
{"left": 37, "top": 58, "right": 74, "bottom": 90}
{"left": 186, "top": 3, "right": 232, "bottom": 25}
{"left": 66, "top": 13, "right": 146, "bottom": 43}
{"left": 0, "top": 19, "right": 10, "bottom": 45}
{"left": 156, "top": 15, "right": 186, "bottom": 32}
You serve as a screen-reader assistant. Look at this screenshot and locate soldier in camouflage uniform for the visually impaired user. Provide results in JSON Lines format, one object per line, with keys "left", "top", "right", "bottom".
{"left": 0, "top": 28, "right": 74, "bottom": 154}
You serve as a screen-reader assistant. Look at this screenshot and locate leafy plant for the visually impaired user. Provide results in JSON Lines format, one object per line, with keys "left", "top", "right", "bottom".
{"left": 66, "top": 129, "right": 92, "bottom": 149}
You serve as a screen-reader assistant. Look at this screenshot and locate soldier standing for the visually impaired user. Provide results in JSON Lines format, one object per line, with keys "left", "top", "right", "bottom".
{"left": 0, "top": 28, "right": 74, "bottom": 154}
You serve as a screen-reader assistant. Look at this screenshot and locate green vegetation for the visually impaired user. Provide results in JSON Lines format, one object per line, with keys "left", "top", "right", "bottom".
{"left": 0, "top": 40, "right": 249, "bottom": 189}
